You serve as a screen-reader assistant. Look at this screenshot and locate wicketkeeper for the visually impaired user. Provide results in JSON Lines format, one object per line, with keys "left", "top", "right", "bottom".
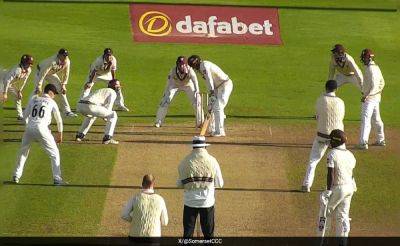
{"left": 317, "top": 129, "right": 356, "bottom": 246}
{"left": 154, "top": 56, "right": 202, "bottom": 128}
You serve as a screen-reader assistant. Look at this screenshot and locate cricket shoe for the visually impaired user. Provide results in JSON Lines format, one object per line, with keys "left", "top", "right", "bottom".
{"left": 103, "top": 139, "right": 119, "bottom": 145}
{"left": 12, "top": 176, "right": 19, "bottom": 184}
{"left": 117, "top": 105, "right": 130, "bottom": 112}
{"left": 17, "top": 116, "right": 24, "bottom": 121}
{"left": 356, "top": 143, "right": 368, "bottom": 150}
{"left": 54, "top": 179, "right": 69, "bottom": 186}
{"left": 66, "top": 111, "right": 78, "bottom": 117}
{"left": 154, "top": 122, "right": 161, "bottom": 128}
{"left": 301, "top": 185, "right": 310, "bottom": 193}
{"left": 372, "top": 140, "right": 386, "bottom": 146}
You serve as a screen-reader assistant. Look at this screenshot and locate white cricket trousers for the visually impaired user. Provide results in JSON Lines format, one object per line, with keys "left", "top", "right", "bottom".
{"left": 302, "top": 136, "right": 330, "bottom": 188}
{"left": 86, "top": 74, "right": 126, "bottom": 108}
{"left": 1, "top": 84, "right": 23, "bottom": 117}
{"left": 335, "top": 73, "right": 362, "bottom": 90}
{"left": 360, "top": 99, "right": 385, "bottom": 144}
{"left": 317, "top": 184, "right": 354, "bottom": 237}
{"left": 14, "top": 126, "right": 62, "bottom": 181}
{"left": 76, "top": 103, "right": 118, "bottom": 136}
{"left": 32, "top": 73, "right": 73, "bottom": 113}
{"left": 212, "top": 80, "right": 233, "bottom": 135}
{"left": 155, "top": 82, "right": 198, "bottom": 124}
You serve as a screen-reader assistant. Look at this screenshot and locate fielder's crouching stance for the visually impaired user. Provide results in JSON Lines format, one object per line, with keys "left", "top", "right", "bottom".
{"left": 0, "top": 55, "right": 33, "bottom": 120}
{"left": 84, "top": 48, "right": 129, "bottom": 112}
{"left": 32, "top": 49, "right": 77, "bottom": 117}
{"left": 155, "top": 56, "right": 202, "bottom": 128}
{"left": 328, "top": 44, "right": 363, "bottom": 90}
{"left": 12, "top": 84, "right": 67, "bottom": 185}
{"left": 75, "top": 79, "right": 120, "bottom": 144}
{"left": 317, "top": 129, "right": 356, "bottom": 246}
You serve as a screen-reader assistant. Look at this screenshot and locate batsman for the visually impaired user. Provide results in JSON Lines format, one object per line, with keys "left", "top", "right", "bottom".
{"left": 188, "top": 55, "right": 233, "bottom": 137}
{"left": 317, "top": 129, "right": 356, "bottom": 245}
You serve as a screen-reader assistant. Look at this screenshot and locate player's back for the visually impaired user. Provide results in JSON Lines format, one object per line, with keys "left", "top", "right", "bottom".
{"left": 83, "top": 88, "right": 116, "bottom": 105}
{"left": 202, "top": 61, "right": 229, "bottom": 83}
{"left": 329, "top": 149, "right": 356, "bottom": 185}
{"left": 26, "top": 95, "right": 58, "bottom": 129}
{"left": 316, "top": 94, "right": 345, "bottom": 134}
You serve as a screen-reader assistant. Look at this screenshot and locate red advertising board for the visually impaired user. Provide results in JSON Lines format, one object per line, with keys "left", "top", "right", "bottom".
{"left": 129, "top": 3, "right": 282, "bottom": 45}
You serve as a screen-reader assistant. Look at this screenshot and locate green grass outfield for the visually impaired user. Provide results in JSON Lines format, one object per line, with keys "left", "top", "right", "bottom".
{"left": 0, "top": 0, "right": 399, "bottom": 236}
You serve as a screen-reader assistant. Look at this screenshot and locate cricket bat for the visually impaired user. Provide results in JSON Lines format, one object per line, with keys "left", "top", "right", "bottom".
{"left": 199, "top": 112, "right": 212, "bottom": 136}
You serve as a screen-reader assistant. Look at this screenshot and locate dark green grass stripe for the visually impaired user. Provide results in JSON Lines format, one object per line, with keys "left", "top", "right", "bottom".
{"left": 3, "top": 0, "right": 398, "bottom": 12}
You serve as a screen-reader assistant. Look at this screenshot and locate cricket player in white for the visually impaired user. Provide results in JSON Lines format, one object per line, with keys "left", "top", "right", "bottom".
{"left": 328, "top": 44, "right": 363, "bottom": 89}
{"left": 84, "top": 48, "right": 129, "bottom": 112}
{"left": 1, "top": 55, "right": 33, "bottom": 120}
{"left": 302, "top": 80, "right": 345, "bottom": 192}
{"left": 317, "top": 129, "right": 356, "bottom": 246}
{"left": 358, "top": 49, "right": 385, "bottom": 150}
{"left": 188, "top": 55, "right": 233, "bottom": 137}
{"left": 75, "top": 79, "right": 120, "bottom": 144}
{"left": 33, "top": 49, "right": 77, "bottom": 117}
{"left": 155, "top": 56, "right": 201, "bottom": 128}
{"left": 12, "top": 84, "right": 67, "bottom": 185}
{"left": 121, "top": 174, "right": 168, "bottom": 238}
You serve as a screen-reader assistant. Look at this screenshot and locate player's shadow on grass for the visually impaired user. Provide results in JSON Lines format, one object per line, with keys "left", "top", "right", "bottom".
{"left": 2, "top": 181, "right": 309, "bottom": 193}
{"left": 2, "top": 138, "right": 312, "bottom": 148}
{"left": 123, "top": 139, "right": 312, "bottom": 148}
{"left": 3, "top": 130, "right": 196, "bottom": 137}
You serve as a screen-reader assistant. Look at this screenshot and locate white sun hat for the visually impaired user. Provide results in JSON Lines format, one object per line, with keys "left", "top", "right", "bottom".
{"left": 192, "top": 135, "right": 210, "bottom": 148}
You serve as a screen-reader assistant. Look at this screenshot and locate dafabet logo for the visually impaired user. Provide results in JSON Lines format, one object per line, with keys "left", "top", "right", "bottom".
{"left": 139, "top": 11, "right": 172, "bottom": 37}
{"left": 130, "top": 4, "right": 282, "bottom": 45}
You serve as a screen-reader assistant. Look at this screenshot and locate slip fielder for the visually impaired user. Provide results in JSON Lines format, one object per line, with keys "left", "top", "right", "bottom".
{"left": 84, "top": 48, "right": 129, "bottom": 112}
{"left": 75, "top": 79, "right": 120, "bottom": 145}
{"left": 32, "top": 48, "right": 77, "bottom": 117}
{"left": 1, "top": 55, "right": 34, "bottom": 120}
{"left": 357, "top": 49, "right": 386, "bottom": 150}
{"left": 188, "top": 55, "right": 233, "bottom": 137}
{"left": 317, "top": 129, "right": 356, "bottom": 245}
{"left": 12, "top": 84, "right": 67, "bottom": 185}
{"left": 329, "top": 44, "right": 363, "bottom": 90}
{"left": 302, "top": 80, "right": 345, "bottom": 192}
{"left": 154, "top": 56, "right": 202, "bottom": 128}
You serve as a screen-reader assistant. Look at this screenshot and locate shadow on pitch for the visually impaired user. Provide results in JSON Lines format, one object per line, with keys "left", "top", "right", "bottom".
{"left": 2, "top": 181, "right": 308, "bottom": 193}
{"left": 3, "top": 130, "right": 196, "bottom": 137}
{"left": 123, "top": 139, "right": 312, "bottom": 148}
{"left": 3, "top": 138, "right": 312, "bottom": 148}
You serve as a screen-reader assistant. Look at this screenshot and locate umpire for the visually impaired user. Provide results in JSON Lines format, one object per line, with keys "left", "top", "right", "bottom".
{"left": 177, "top": 136, "right": 224, "bottom": 238}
